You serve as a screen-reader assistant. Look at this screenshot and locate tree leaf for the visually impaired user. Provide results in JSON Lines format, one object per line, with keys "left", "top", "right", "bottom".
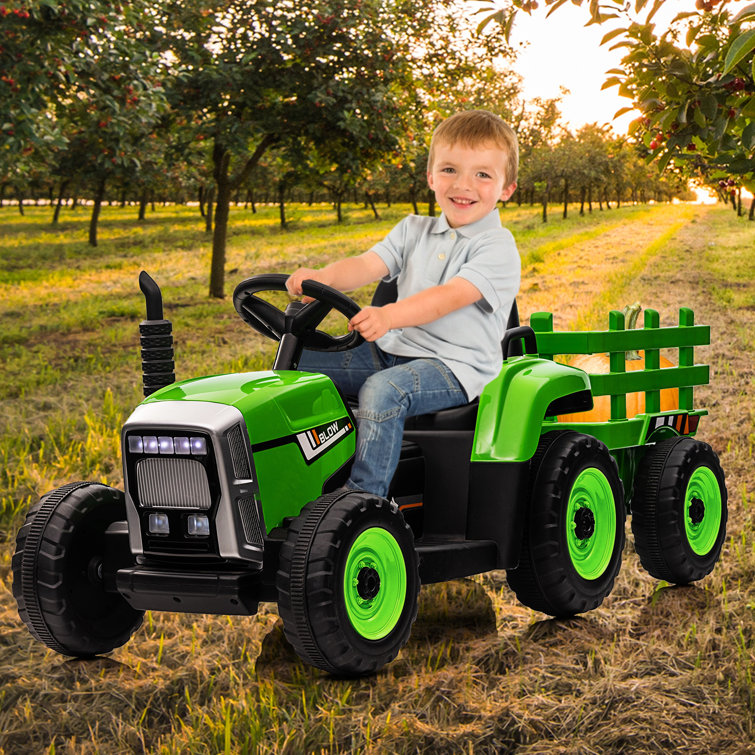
{"left": 743, "top": 121, "right": 755, "bottom": 149}
{"left": 723, "top": 29, "right": 755, "bottom": 74}
{"left": 600, "top": 27, "right": 626, "bottom": 46}
{"left": 613, "top": 106, "right": 634, "bottom": 118}
{"left": 646, "top": 0, "right": 665, "bottom": 24}
{"left": 546, "top": 0, "right": 570, "bottom": 19}
{"left": 699, "top": 94, "right": 718, "bottom": 120}
{"left": 732, "top": 2, "right": 755, "bottom": 24}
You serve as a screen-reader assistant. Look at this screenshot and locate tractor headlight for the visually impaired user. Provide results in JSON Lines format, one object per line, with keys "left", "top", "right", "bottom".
{"left": 148, "top": 513, "right": 170, "bottom": 535}
{"left": 187, "top": 514, "right": 211, "bottom": 537}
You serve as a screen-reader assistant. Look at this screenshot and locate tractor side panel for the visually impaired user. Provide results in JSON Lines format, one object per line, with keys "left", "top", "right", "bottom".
{"left": 473, "top": 357, "right": 591, "bottom": 463}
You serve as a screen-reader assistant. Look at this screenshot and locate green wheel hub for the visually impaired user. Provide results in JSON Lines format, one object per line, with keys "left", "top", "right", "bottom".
{"left": 343, "top": 527, "right": 407, "bottom": 640}
{"left": 684, "top": 466, "right": 722, "bottom": 556}
{"left": 566, "top": 467, "right": 617, "bottom": 580}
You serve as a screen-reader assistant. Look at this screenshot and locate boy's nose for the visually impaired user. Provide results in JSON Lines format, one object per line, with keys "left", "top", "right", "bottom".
{"left": 452, "top": 173, "right": 471, "bottom": 190}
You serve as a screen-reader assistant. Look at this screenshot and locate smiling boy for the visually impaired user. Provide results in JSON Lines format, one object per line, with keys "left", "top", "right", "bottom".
{"left": 286, "top": 109, "right": 520, "bottom": 497}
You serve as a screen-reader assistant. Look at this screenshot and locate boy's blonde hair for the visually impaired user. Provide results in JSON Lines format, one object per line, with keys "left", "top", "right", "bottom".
{"left": 428, "top": 109, "right": 519, "bottom": 186}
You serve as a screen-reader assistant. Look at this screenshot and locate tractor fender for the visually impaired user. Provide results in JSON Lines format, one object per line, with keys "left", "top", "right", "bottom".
{"left": 472, "top": 356, "right": 591, "bottom": 463}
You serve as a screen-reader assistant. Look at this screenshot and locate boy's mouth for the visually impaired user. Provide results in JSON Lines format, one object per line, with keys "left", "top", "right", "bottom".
{"left": 450, "top": 197, "right": 476, "bottom": 207}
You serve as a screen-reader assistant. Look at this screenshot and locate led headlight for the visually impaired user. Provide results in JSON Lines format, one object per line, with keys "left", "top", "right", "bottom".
{"left": 187, "top": 514, "right": 211, "bottom": 537}
{"left": 148, "top": 513, "right": 170, "bottom": 535}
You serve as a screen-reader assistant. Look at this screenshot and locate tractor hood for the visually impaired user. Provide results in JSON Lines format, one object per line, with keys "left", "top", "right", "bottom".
{"left": 139, "top": 370, "right": 348, "bottom": 446}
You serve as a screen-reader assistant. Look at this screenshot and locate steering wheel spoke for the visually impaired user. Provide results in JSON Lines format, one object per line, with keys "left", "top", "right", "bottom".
{"left": 292, "top": 299, "right": 333, "bottom": 334}
{"left": 232, "top": 274, "right": 364, "bottom": 368}
{"left": 238, "top": 295, "right": 287, "bottom": 341}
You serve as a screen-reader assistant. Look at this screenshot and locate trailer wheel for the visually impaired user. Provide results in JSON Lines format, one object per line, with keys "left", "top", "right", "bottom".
{"left": 277, "top": 490, "right": 419, "bottom": 676}
{"left": 12, "top": 482, "right": 143, "bottom": 657}
{"left": 631, "top": 437, "right": 727, "bottom": 584}
{"left": 507, "top": 432, "right": 625, "bottom": 617}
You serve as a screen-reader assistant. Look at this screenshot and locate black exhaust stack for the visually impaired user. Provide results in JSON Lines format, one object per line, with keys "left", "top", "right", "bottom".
{"left": 138, "top": 271, "right": 175, "bottom": 396}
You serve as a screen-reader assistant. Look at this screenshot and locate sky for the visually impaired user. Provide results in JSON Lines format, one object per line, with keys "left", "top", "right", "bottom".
{"left": 506, "top": 0, "right": 753, "bottom": 134}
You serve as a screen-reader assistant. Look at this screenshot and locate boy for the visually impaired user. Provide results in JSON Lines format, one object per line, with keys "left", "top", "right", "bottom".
{"left": 286, "top": 109, "right": 520, "bottom": 497}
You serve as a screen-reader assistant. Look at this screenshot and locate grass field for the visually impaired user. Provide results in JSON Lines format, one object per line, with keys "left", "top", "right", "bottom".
{"left": 0, "top": 200, "right": 753, "bottom": 753}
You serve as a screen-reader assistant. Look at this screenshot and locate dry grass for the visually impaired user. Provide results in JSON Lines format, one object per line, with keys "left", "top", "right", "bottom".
{"left": 0, "top": 201, "right": 753, "bottom": 754}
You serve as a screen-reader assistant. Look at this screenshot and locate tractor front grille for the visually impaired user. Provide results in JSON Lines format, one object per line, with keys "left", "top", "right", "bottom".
{"left": 136, "top": 457, "right": 212, "bottom": 510}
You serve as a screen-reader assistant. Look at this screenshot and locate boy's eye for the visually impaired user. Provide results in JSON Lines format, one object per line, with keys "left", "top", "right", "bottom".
{"left": 441, "top": 167, "right": 455, "bottom": 174}
{"left": 477, "top": 172, "right": 491, "bottom": 179}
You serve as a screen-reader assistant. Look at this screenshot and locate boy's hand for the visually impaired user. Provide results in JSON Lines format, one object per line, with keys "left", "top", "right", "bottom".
{"left": 349, "top": 306, "right": 391, "bottom": 342}
{"left": 286, "top": 267, "right": 325, "bottom": 299}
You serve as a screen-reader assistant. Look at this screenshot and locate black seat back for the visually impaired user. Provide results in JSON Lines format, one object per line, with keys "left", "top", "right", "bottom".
{"left": 370, "top": 279, "right": 521, "bottom": 356}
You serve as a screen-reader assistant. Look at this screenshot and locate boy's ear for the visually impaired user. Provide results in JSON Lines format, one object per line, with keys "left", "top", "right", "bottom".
{"left": 500, "top": 182, "right": 517, "bottom": 202}
{"left": 427, "top": 170, "right": 435, "bottom": 191}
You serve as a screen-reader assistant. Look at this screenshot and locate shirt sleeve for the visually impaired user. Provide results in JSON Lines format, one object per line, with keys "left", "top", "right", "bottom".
{"left": 454, "top": 228, "right": 521, "bottom": 314}
{"left": 369, "top": 216, "right": 412, "bottom": 280}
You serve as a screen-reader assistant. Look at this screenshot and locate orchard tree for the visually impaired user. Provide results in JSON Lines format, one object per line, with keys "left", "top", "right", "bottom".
{"left": 477, "top": 0, "right": 755, "bottom": 218}
{"left": 154, "top": 0, "right": 418, "bottom": 298}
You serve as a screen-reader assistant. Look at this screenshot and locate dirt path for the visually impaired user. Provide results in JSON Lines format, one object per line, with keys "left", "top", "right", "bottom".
{"left": 518, "top": 203, "right": 698, "bottom": 329}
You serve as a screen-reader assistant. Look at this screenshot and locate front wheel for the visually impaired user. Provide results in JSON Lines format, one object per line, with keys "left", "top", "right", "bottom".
{"left": 277, "top": 490, "right": 419, "bottom": 676}
{"left": 631, "top": 437, "right": 727, "bottom": 584}
{"left": 507, "top": 432, "right": 626, "bottom": 617}
{"left": 12, "top": 482, "right": 144, "bottom": 657}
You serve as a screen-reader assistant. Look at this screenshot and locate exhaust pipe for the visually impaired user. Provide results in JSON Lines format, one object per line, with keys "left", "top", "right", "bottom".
{"left": 138, "top": 271, "right": 175, "bottom": 396}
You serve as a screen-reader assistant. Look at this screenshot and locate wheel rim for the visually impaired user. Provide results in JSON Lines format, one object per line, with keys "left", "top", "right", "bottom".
{"left": 343, "top": 527, "right": 406, "bottom": 640}
{"left": 566, "top": 467, "right": 617, "bottom": 580}
{"left": 685, "top": 466, "right": 722, "bottom": 556}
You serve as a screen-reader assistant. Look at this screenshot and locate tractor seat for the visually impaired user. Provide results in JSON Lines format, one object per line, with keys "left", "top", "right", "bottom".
{"left": 348, "top": 279, "right": 521, "bottom": 432}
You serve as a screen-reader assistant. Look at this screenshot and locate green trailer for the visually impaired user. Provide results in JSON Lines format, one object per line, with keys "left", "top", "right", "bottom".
{"left": 12, "top": 273, "right": 727, "bottom": 676}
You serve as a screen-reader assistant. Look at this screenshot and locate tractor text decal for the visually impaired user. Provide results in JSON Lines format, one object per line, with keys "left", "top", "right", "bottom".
{"left": 296, "top": 417, "right": 354, "bottom": 463}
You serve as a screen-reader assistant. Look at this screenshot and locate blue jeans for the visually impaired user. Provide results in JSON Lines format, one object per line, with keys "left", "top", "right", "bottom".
{"left": 299, "top": 342, "right": 467, "bottom": 497}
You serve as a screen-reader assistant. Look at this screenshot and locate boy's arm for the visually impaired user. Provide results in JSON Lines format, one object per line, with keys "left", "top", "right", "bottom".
{"left": 348, "top": 277, "right": 482, "bottom": 342}
{"left": 286, "top": 251, "right": 389, "bottom": 296}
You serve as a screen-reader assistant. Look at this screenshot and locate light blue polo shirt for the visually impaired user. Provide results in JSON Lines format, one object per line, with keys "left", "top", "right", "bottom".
{"left": 371, "top": 208, "right": 520, "bottom": 400}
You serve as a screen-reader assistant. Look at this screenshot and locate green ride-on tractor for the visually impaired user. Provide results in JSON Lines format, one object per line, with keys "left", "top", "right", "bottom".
{"left": 12, "top": 272, "right": 728, "bottom": 676}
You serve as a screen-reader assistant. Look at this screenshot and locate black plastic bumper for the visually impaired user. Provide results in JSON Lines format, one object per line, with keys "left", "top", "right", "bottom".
{"left": 116, "top": 566, "right": 266, "bottom": 615}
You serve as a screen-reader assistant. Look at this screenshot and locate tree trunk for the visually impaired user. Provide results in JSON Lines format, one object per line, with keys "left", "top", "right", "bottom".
{"left": 16, "top": 188, "right": 24, "bottom": 215}
{"left": 199, "top": 186, "right": 206, "bottom": 218}
{"left": 138, "top": 190, "right": 148, "bottom": 221}
{"left": 89, "top": 177, "right": 106, "bottom": 247}
{"left": 588, "top": 184, "right": 593, "bottom": 212}
{"left": 579, "top": 186, "right": 586, "bottom": 216}
{"left": 278, "top": 181, "right": 287, "bottom": 227}
{"left": 562, "top": 177, "right": 569, "bottom": 219}
{"left": 737, "top": 187, "right": 743, "bottom": 217}
{"left": 541, "top": 182, "right": 549, "bottom": 223}
{"left": 749, "top": 195, "right": 755, "bottom": 221}
{"left": 205, "top": 186, "right": 214, "bottom": 233}
{"left": 409, "top": 187, "right": 419, "bottom": 216}
{"left": 428, "top": 192, "right": 436, "bottom": 217}
{"left": 52, "top": 180, "right": 69, "bottom": 225}
{"left": 209, "top": 134, "right": 277, "bottom": 299}
{"left": 365, "top": 191, "right": 380, "bottom": 220}
{"left": 336, "top": 193, "right": 344, "bottom": 223}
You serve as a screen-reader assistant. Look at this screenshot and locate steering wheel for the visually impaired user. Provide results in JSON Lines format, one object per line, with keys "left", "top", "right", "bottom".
{"left": 232, "top": 273, "right": 364, "bottom": 353}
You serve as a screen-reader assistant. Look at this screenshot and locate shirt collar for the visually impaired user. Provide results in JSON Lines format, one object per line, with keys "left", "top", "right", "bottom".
{"left": 430, "top": 208, "right": 503, "bottom": 237}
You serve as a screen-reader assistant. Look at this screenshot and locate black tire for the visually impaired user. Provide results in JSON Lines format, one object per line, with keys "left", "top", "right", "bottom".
{"left": 507, "top": 432, "right": 626, "bottom": 617}
{"left": 277, "top": 490, "right": 419, "bottom": 676}
{"left": 12, "top": 482, "right": 144, "bottom": 657}
{"left": 631, "top": 437, "right": 727, "bottom": 584}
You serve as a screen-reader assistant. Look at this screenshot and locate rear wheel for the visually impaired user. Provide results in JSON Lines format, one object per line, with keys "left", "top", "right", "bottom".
{"left": 277, "top": 490, "right": 419, "bottom": 676}
{"left": 12, "top": 482, "right": 143, "bottom": 657}
{"left": 631, "top": 437, "right": 727, "bottom": 584}
{"left": 507, "top": 432, "right": 626, "bottom": 617}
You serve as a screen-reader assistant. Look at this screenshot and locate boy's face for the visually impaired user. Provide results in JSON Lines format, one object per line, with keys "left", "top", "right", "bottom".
{"left": 427, "top": 140, "right": 516, "bottom": 228}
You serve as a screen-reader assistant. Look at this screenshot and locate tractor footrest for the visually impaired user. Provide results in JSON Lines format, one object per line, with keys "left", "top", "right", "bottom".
{"left": 116, "top": 566, "right": 262, "bottom": 616}
{"left": 416, "top": 538, "right": 498, "bottom": 584}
